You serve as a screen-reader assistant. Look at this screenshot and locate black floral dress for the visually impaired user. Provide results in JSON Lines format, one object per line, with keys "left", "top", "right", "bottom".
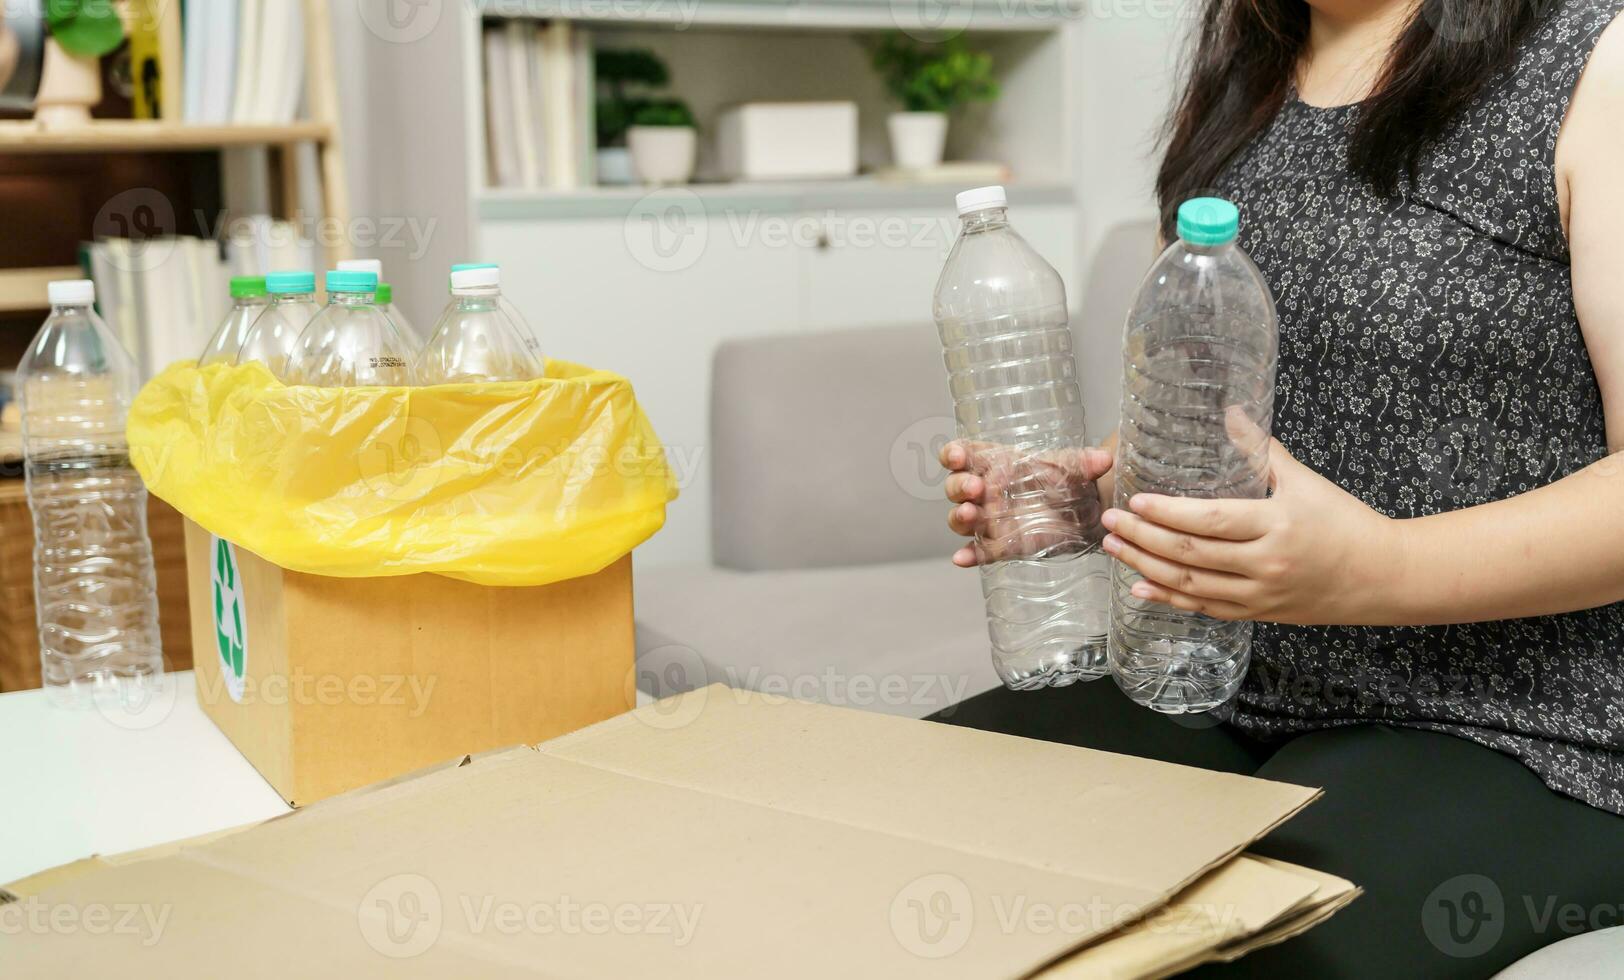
{"left": 1214, "top": 0, "right": 1624, "bottom": 814}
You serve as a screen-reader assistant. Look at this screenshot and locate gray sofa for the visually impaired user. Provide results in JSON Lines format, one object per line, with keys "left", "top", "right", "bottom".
{"left": 634, "top": 220, "right": 1158, "bottom": 718}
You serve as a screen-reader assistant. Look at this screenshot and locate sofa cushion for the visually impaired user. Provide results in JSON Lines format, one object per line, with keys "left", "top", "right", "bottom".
{"left": 709, "top": 325, "right": 959, "bottom": 571}
{"left": 1495, "top": 928, "right": 1624, "bottom": 979}
{"left": 635, "top": 558, "right": 1002, "bottom": 718}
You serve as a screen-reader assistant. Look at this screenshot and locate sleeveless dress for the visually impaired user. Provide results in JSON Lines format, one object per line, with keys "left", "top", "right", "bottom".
{"left": 1212, "top": 0, "right": 1624, "bottom": 815}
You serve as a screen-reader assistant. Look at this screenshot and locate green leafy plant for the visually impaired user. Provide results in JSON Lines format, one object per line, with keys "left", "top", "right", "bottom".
{"left": 45, "top": 0, "right": 126, "bottom": 58}
{"left": 867, "top": 34, "right": 999, "bottom": 114}
{"left": 596, "top": 49, "right": 692, "bottom": 145}
{"left": 630, "top": 99, "right": 695, "bottom": 129}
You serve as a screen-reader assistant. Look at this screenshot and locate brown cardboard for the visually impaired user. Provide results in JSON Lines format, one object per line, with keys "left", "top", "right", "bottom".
{"left": 183, "top": 519, "right": 634, "bottom": 806}
{"left": 1, "top": 686, "right": 1351, "bottom": 978}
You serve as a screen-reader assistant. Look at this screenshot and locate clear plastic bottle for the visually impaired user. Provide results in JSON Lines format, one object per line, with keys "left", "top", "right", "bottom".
{"left": 236, "top": 270, "right": 321, "bottom": 379}
{"left": 1110, "top": 197, "right": 1279, "bottom": 713}
{"left": 451, "top": 263, "right": 543, "bottom": 360}
{"left": 19, "top": 280, "right": 163, "bottom": 706}
{"left": 338, "top": 259, "right": 424, "bottom": 350}
{"left": 933, "top": 186, "right": 1110, "bottom": 690}
{"left": 288, "top": 270, "right": 416, "bottom": 387}
{"left": 197, "top": 276, "right": 269, "bottom": 366}
{"left": 417, "top": 266, "right": 545, "bottom": 384}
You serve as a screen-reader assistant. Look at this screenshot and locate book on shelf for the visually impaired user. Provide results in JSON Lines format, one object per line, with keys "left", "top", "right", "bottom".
{"left": 173, "top": 0, "right": 307, "bottom": 125}
{"left": 482, "top": 19, "right": 595, "bottom": 191}
{"left": 128, "top": 0, "right": 184, "bottom": 120}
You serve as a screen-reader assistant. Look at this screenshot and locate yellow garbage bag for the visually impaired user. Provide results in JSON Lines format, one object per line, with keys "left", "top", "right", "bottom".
{"left": 128, "top": 360, "right": 678, "bottom": 587}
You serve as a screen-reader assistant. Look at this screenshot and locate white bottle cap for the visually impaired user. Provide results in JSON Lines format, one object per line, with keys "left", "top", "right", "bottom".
{"left": 48, "top": 279, "right": 95, "bottom": 306}
{"left": 955, "top": 185, "right": 1008, "bottom": 216}
{"left": 450, "top": 266, "right": 501, "bottom": 291}
{"left": 337, "top": 259, "right": 384, "bottom": 278}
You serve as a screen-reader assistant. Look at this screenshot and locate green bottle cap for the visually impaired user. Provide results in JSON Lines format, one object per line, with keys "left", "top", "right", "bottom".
{"left": 230, "top": 276, "right": 269, "bottom": 299}
{"left": 376, "top": 283, "right": 393, "bottom": 305}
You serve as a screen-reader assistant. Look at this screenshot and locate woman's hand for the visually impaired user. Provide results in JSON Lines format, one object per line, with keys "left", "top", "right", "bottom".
{"left": 1100, "top": 439, "right": 1403, "bottom": 625}
{"left": 941, "top": 441, "right": 1114, "bottom": 567}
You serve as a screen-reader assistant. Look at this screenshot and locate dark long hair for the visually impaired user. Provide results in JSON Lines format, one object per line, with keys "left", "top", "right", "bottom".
{"left": 1157, "top": 0, "right": 1552, "bottom": 224}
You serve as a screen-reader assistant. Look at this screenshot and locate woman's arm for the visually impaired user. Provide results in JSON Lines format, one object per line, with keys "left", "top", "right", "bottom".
{"left": 1101, "top": 19, "right": 1624, "bottom": 627}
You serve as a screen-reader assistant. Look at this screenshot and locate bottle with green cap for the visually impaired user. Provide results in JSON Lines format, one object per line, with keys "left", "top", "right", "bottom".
{"left": 197, "top": 275, "right": 270, "bottom": 366}
{"left": 288, "top": 270, "right": 416, "bottom": 387}
{"left": 1109, "top": 196, "right": 1279, "bottom": 715}
{"left": 237, "top": 271, "right": 322, "bottom": 380}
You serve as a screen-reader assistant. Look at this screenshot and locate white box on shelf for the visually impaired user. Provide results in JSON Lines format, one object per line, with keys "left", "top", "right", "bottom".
{"left": 716, "top": 102, "right": 858, "bottom": 181}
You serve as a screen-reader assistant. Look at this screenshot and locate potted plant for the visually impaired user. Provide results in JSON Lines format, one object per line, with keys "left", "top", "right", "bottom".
{"left": 867, "top": 34, "right": 998, "bottom": 171}
{"left": 35, "top": 0, "right": 125, "bottom": 127}
{"left": 595, "top": 48, "right": 669, "bottom": 185}
{"left": 626, "top": 99, "right": 698, "bottom": 186}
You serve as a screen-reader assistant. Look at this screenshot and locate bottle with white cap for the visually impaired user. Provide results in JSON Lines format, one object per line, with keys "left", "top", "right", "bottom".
{"left": 417, "top": 265, "right": 544, "bottom": 384}
{"left": 17, "top": 280, "right": 163, "bottom": 706}
{"left": 336, "top": 258, "right": 423, "bottom": 349}
{"left": 450, "top": 263, "right": 542, "bottom": 359}
{"left": 933, "top": 185, "right": 1110, "bottom": 690}
{"left": 236, "top": 271, "right": 322, "bottom": 380}
{"left": 289, "top": 270, "right": 416, "bottom": 387}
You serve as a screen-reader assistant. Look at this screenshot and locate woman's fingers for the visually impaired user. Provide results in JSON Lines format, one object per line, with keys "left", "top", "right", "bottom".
{"left": 1104, "top": 532, "right": 1252, "bottom": 603}
{"left": 944, "top": 471, "right": 985, "bottom": 504}
{"left": 947, "top": 501, "right": 981, "bottom": 537}
{"left": 952, "top": 545, "right": 981, "bottom": 568}
{"left": 1101, "top": 509, "right": 1250, "bottom": 573}
{"left": 1124, "top": 494, "right": 1271, "bottom": 541}
{"left": 1127, "top": 579, "right": 1250, "bottom": 621}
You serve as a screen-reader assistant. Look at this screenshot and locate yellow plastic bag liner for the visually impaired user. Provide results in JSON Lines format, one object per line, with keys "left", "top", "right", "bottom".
{"left": 129, "top": 360, "right": 678, "bottom": 587}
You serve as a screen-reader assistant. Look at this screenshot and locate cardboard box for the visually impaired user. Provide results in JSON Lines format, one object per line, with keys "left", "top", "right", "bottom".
{"left": 0, "top": 480, "right": 192, "bottom": 692}
{"left": 1, "top": 686, "right": 1357, "bottom": 977}
{"left": 182, "top": 519, "right": 634, "bottom": 807}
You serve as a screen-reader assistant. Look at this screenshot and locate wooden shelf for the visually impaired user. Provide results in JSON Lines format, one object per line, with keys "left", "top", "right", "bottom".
{"left": 476, "top": 178, "right": 1074, "bottom": 220}
{"left": 0, "top": 266, "right": 83, "bottom": 314}
{"left": 476, "top": 0, "right": 1075, "bottom": 31}
{"left": 0, "top": 121, "right": 332, "bottom": 154}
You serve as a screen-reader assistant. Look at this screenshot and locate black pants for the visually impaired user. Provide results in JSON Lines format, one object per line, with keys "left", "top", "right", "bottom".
{"left": 930, "top": 681, "right": 1624, "bottom": 978}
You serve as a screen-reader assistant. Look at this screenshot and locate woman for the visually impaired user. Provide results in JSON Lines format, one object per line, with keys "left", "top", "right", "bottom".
{"left": 939, "top": 0, "right": 1624, "bottom": 974}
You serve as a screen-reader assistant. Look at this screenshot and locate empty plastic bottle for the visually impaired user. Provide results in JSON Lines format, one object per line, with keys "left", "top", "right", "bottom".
{"left": 289, "top": 270, "right": 416, "bottom": 387}
{"left": 933, "top": 186, "right": 1110, "bottom": 690}
{"left": 1110, "top": 197, "right": 1279, "bottom": 713}
{"left": 197, "top": 276, "right": 269, "bottom": 366}
{"left": 338, "top": 259, "right": 424, "bottom": 349}
{"left": 417, "top": 266, "right": 545, "bottom": 384}
{"left": 236, "top": 270, "right": 321, "bottom": 379}
{"left": 19, "top": 280, "right": 162, "bottom": 706}
{"left": 451, "top": 263, "right": 543, "bottom": 359}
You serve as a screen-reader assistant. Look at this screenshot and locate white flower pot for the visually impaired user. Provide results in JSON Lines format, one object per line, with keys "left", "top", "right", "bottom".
{"left": 888, "top": 111, "right": 949, "bottom": 170}
{"left": 34, "top": 37, "right": 101, "bottom": 129}
{"left": 627, "top": 126, "right": 697, "bottom": 186}
{"left": 596, "top": 146, "right": 635, "bottom": 186}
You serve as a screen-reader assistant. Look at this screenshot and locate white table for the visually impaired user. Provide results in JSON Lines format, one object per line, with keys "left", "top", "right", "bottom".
{"left": 0, "top": 670, "right": 290, "bottom": 886}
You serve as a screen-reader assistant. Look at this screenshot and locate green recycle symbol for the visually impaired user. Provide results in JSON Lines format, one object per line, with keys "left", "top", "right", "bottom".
{"left": 213, "top": 539, "right": 246, "bottom": 679}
